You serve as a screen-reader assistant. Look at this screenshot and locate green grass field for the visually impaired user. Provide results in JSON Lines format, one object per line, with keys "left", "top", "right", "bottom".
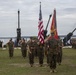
{"left": 0, "top": 48, "right": 76, "bottom": 75}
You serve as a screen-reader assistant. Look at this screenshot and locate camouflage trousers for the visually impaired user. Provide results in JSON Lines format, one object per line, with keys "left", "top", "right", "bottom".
{"left": 34, "top": 49, "right": 38, "bottom": 57}
{"left": 49, "top": 53, "right": 57, "bottom": 69}
{"left": 28, "top": 52, "right": 34, "bottom": 65}
{"left": 9, "top": 49, "right": 14, "bottom": 58}
{"left": 38, "top": 48, "right": 44, "bottom": 65}
{"left": 46, "top": 54, "right": 49, "bottom": 65}
{"left": 57, "top": 51, "right": 62, "bottom": 64}
{"left": 21, "top": 49, "right": 27, "bottom": 58}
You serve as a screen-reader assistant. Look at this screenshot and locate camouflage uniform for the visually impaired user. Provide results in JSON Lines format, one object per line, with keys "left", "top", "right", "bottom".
{"left": 0, "top": 41, "right": 3, "bottom": 48}
{"left": 38, "top": 43, "right": 44, "bottom": 66}
{"left": 71, "top": 38, "right": 76, "bottom": 49}
{"left": 21, "top": 39, "right": 27, "bottom": 58}
{"left": 28, "top": 38, "right": 35, "bottom": 67}
{"left": 57, "top": 39, "right": 63, "bottom": 65}
{"left": 44, "top": 41, "right": 49, "bottom": 66}
{"left": 34, "top": 40, "right": 38, "bottom": 57}
{"left": 7, "top": 38, "right": 14, "bottom": 58}
{"left": 47, "top": 36, "right": 58, "bottom": 72}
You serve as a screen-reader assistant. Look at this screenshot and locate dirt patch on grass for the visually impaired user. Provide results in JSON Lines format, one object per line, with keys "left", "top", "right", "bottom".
{"left": 9, "top": 63, "right": 48, "bottom": 68}
{"left": 70, "top": 64, "right": 76, "bottom": 67}
{"left": 9, "top": 63, "right": 30, "bottom": 67}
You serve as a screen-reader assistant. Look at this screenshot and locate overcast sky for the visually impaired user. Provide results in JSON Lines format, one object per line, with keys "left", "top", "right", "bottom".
{"left": 0, "top": 0, "right": 76, "bottom": 37}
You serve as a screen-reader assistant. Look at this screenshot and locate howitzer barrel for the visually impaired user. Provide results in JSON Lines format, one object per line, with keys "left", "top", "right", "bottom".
{"left": 72, "top": 28, "right": 76, "bottom": 33}
{"left": 45, "top": 14, "right": 52, "bottom": 30}
{"left": 18, "top": 10, "right": 20, "bottom": 28}
{"left": 44, "top": 14, "right": 52, "bottom": 39}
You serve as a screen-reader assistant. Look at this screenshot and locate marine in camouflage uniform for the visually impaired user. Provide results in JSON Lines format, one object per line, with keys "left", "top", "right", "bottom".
{"left": 7, "top": 38, "right": 14, "bottom": 59}
{"left": 28, "top": 37, "right": 35, "bottom": 67}
{"left": 57, "top": 39, "right": 63, "bottom": 65}
{"left": 38, "top": 43, "right": 44, "bottom": 67}
{"left": 20, "top": 38, "right": 27, "bottom": 58}
{"left": 71, "top": 38, "right": 76, "bottom": 49}
{"left": 47, "top": 32, "right": 58, "bottom": 73}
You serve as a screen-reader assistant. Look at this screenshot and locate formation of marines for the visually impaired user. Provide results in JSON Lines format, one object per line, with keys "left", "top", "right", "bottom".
{"left": 6, "top": 32, "right": 63, "bottom": 73}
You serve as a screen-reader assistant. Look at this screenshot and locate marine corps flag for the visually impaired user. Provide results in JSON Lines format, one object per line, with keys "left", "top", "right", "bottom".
{"left": 50, "top": 9, "right": 58, "bottom": 39}
{"left": 38, "top": 2, "right": 44, "bottom": 44}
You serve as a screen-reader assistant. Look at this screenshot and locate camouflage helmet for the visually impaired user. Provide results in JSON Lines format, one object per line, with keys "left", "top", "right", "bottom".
{"left": 10, "top": 38, "right": 12, "bottom": 41}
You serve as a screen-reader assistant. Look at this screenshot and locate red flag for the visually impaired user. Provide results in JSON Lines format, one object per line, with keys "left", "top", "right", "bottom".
{"left": 50, "top": 9, "right": 58, "bottom": 39}
{"left": 38, "top": 2, "right": 44, "bottom": 44}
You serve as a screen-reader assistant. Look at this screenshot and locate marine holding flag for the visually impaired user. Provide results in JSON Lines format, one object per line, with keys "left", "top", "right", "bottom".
{"left": 38, "top": 2, "right": 44, "bottom": 67}
{"left": 51, "top": 9, "right": 63, "bottom": 66}
{"left": 46, "top": 9, "right": 59, "bottom": 73}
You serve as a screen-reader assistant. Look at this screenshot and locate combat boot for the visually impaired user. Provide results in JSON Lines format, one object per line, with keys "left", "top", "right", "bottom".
{"left": 40, "top": 64, "right": 43, "bottom": 67}
{"left": 50, "top": 70, "right": 53, "bottom": 73}
{"left": 30, "top": 64, "right": 33, "bottom": 67}
{"left": 54, "top": 69, "right": 57, "bottom": 73}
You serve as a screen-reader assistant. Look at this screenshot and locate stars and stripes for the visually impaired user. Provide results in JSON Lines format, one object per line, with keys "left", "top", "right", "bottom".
{"left": 38, "top": 2, "right": 44, "bottom": 44}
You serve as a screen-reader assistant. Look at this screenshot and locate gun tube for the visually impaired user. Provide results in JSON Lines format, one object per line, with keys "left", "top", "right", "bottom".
{"left": 72, "top": 28, "right": 76, "bottom": 33}
{"left": 44, "top": 14, "right": 52, "bottom": 39}
{"left": 45, "top": 14, "right": 52, "bottom": 30}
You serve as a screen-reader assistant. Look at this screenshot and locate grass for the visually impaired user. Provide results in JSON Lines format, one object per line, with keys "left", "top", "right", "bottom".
{"left": 0, "top": 48, "right": 76, "bottom": 75}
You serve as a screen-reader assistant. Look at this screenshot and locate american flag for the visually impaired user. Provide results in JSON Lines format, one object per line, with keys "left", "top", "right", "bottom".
{"left": 38, "top": 2, "right": 44, "bottom": 44}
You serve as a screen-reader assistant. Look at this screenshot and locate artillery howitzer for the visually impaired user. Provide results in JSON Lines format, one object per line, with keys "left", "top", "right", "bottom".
{"left": 16, "top": 10, "right": 21, "bottom": 47}
{"left": 63, "top": 28, "right": 76, "bottom": 46}
{"left": 44, "top": 14, "right": 52, "bottom": 39}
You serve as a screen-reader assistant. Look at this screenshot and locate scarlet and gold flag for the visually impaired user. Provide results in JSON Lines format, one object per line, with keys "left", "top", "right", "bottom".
{"left": 50, "top": 9, "right": 58, "bottom": 39}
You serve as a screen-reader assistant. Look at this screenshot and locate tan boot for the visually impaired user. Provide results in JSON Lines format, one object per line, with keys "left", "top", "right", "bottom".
{"left": 54, "top": 69, "right": 57, "bottom": 72}
{"left": 50, "top": 70, "right": 53, "bottom": 73}
{"left": 50, "top": 69, "right": 54, "bottom": 73}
